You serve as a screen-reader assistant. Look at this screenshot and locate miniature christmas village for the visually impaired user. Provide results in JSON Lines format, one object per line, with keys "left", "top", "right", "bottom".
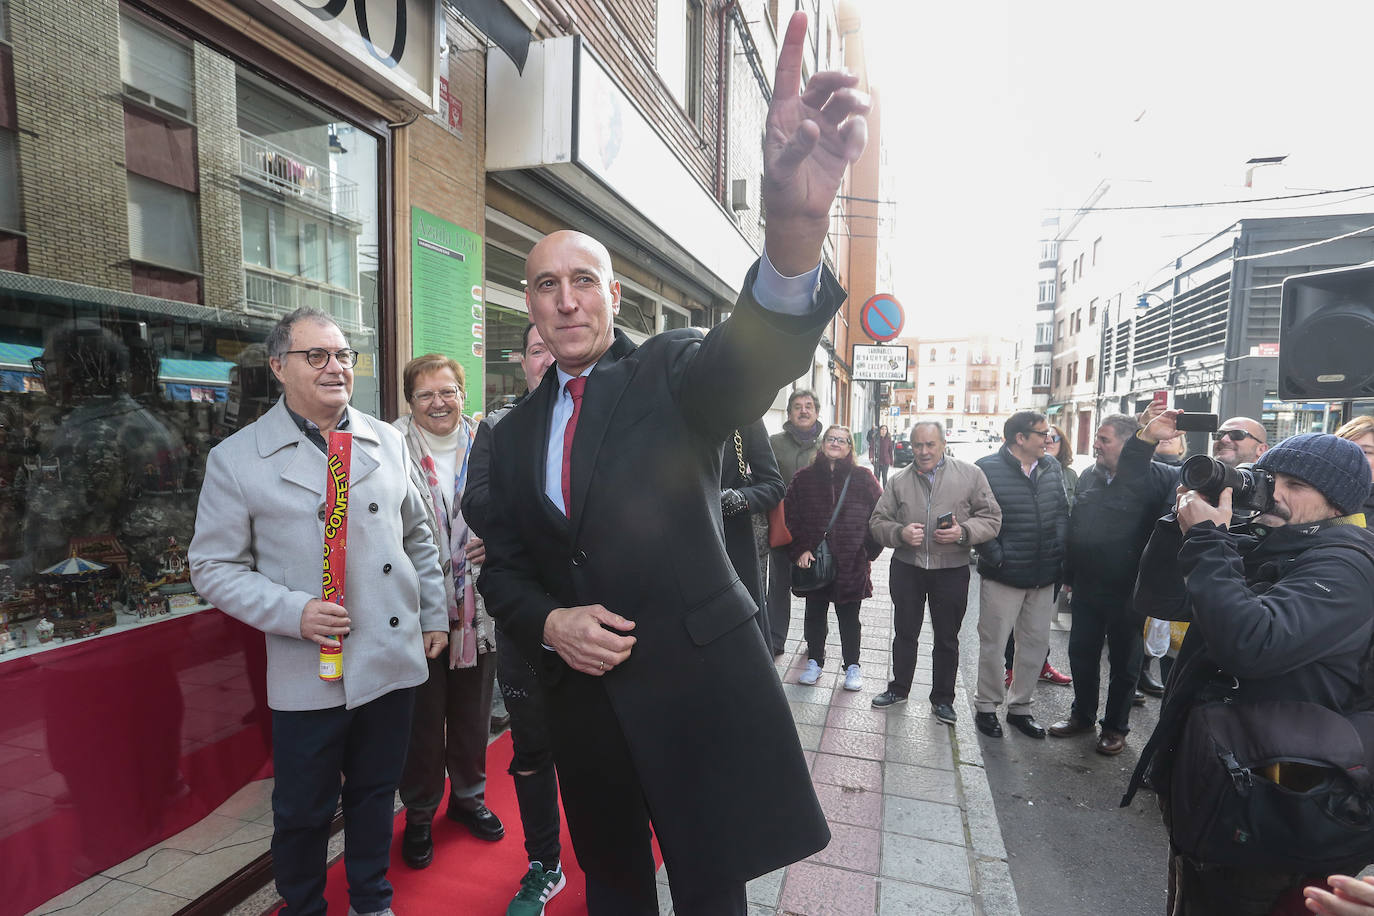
{"left": 0, "top": 534, "right": 207, "bottom": 654}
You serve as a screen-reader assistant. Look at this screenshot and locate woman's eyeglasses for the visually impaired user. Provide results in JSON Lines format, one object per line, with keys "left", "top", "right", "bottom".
{"left": 1047, "top": 433, "right": 1061, "bottom": 443}
{"left": 824, "top": 436, "right": 851, "bottom": 445}
{"left": 412, "top": 386, "right": 462, "bottom": 405}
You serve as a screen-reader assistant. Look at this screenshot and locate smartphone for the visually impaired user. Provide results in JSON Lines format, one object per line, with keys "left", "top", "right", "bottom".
{"left": 936, "top": 512, "right": 955, "bottom": 529}
{"left": 1152, "top": 390, "right": 1168, "bottom": 410}
{"left": 1175, "top": 412, "right": 1219, "bottom": 432}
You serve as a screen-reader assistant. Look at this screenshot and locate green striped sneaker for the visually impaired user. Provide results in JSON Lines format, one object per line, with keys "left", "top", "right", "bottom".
{"left": 507, "top": 862, "right": 566, "bottom": 916}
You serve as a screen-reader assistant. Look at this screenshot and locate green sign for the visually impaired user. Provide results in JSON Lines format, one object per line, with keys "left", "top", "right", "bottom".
{"left": 410, "top": 207, "right": 484, "bottom": 407}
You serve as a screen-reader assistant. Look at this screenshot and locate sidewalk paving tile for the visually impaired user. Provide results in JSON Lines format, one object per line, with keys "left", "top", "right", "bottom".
{"left": 883, "top": 761, "right": 959, "bottom": 805}
{"left": 813, "top": 780, "right": 883, "bottom": 827}
{"left": 825, "top": 706, "right": 890, "bottom": 734}
{"left": 884, "top": 733, "right": 956, "bottom": 769}
{"left": 779, "top": 861, "right": 878, "bottom": 916}
{"left": 879, "top": 832, "right": 973, "bottom": 894}
{"left": 878, "top": 878, "right": 978, "bottom": 916}
{"left": 883, "top": 795, "right": 965, "bottom": 845}
{"left": 807, "top": 821, "right": 882, "bottom": 873}
{"left": 811, "top": 753, "right": 883, "bottom": 792}
{"left": 819, "top": 726, "right": 886, "bottom": 761}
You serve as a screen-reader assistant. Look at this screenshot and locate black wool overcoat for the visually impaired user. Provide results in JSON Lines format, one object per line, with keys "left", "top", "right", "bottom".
{"left": 479, "top": 262, "right": 842, "bottom": 889}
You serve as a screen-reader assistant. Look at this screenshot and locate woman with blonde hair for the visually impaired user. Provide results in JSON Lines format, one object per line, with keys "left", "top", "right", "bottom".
{"left": 1334, "top": 414, "right": 1374, "bottom": 516}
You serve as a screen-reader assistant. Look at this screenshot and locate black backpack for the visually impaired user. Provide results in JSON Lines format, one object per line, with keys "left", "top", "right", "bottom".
{"left": 1164, "top": 541, "right": 1374, "bottom": 871}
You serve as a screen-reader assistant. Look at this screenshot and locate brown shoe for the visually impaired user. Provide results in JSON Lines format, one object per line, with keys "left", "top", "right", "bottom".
{"left": 1048, "top": 716, "right": 1095, "bottom": 738}
{"left": 1096, "top": 730, "right": 1126, "bottom": 756}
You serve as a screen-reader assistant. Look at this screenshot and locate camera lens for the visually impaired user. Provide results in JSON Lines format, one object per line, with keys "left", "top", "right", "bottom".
{"left": 1181, "top": 455, "right": 1225, "bottom": 494}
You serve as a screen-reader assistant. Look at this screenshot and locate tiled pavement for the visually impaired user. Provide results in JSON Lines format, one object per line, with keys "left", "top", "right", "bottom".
{"left": 656, "top": 549, "right": 1019, "bottom": 916}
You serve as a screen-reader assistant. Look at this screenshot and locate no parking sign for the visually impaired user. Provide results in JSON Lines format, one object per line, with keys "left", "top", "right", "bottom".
{"left": 859, "top": 294, "right": 904, "bottom": 342}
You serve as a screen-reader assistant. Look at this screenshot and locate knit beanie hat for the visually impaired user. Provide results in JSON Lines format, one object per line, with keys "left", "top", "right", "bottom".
{"left": 1255, "top": 432, "right": 1372, "bottom": 515}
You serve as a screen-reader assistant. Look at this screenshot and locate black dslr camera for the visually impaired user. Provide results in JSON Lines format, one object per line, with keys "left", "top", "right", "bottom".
{"left": 1180, "top": 455, "right": 1275, "bottom": 515}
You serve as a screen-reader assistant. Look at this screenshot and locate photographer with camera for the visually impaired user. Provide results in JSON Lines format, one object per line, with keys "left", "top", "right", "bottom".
{"left": 1123, "top": 432, "right": 1374, "bottom": 915}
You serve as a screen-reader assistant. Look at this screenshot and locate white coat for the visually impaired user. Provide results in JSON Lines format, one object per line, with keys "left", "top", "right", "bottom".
{"left": 189, "top": 398, "right": 446, "bottom": 710}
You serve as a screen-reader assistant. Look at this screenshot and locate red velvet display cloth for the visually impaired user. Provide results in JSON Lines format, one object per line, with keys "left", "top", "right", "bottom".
{"left": 0, "top": 610, "right": 271, "bottom": 916}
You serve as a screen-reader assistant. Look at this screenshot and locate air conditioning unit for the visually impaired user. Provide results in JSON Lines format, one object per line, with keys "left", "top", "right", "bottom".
{"left": 730, "top": 178, "right": 752, "bottom": 212}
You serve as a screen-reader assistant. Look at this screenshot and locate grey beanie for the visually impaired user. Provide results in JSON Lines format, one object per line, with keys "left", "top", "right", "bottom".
{"left": 1255, "top": 432, "right": 1372, "bottom": 515}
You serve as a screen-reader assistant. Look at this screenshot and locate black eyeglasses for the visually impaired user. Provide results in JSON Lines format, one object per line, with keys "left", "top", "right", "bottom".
{"left": 284, "top": 348, "right": 359, "bottom": 369}
{"left": 824, "top": 436, "right": 851, "bottom": 445}
{"left": 1026, "top": 429, "right": 1050, "bottom": 438}
{"left": 1212, "top": 429, "right": 1260, "bottom": 444}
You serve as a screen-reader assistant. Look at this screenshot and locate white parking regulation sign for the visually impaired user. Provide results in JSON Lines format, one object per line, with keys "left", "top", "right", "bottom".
{"left": 853, "top": 344, "right": 908, "bottom": 382}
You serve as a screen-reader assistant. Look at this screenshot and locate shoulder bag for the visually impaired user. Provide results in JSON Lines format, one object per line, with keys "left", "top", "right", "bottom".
{"left": 790, "top": 473, "right": 852, "bottom": 595}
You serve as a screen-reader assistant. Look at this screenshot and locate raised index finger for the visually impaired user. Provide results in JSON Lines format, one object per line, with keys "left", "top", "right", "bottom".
{"left": 774, "top": 10, "right": 809, "bottom": 101}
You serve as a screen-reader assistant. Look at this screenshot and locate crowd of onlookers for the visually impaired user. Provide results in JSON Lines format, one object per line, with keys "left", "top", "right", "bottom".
{"left": 759, "top": 387, "right": 1374, "bottom": 916}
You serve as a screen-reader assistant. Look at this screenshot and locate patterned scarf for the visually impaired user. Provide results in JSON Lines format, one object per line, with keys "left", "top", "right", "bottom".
{"left": 403, "top": 415, "right": 482, "bottom": 668}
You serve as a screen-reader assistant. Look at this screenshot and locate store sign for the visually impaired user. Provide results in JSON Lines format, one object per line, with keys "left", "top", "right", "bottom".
{"left": 486, "top": 37, "right": 757, "bottom": 295}
{"left": 239, "top": 0, "right": 441, "bottom": 112}
{"left": 411, "top": 207, "right": 484, "bottom": 395}
{"left": 853, "top": 344, "right": 909, "bottom": 382}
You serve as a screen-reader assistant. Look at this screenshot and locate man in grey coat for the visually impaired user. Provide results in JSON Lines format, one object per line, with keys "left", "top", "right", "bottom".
{"left": 189, "top": 308, "right": 447, "bottom": 916}
{"left": 766, "top": 388, "right": 821, "bottom": 655}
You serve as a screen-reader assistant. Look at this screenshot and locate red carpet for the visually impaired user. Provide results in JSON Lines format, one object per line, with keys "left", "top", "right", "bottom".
{"left": 321, "top": 731, "right": 660, "bottom": 914}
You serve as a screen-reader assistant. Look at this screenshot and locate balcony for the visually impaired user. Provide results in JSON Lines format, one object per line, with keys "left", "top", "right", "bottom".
{"left": 243, "top": 267, "right": 366, "bottom": 333}
{"left": 239, "top": 130, "right": 358, "bottom": 219}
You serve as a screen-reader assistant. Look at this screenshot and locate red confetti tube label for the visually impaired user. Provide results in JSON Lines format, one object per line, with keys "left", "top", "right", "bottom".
{"left": 319, "top": 431, "right": 351, "bottom": 682}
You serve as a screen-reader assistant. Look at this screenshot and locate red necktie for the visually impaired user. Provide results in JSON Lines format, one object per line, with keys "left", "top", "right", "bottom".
{"left": 560, "top": 376, "right": 586, "bottom": 516}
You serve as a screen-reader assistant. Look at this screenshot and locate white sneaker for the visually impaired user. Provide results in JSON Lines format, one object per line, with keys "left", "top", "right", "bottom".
{"left": 843, "top": 664, "right": 863, "bottom": 691}
{"left": 799, "top": 659, "right": 822, "bottom": 685}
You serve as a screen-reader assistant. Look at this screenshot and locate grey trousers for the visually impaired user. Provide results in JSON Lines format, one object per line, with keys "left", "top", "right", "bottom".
{"left": 974, "top": 579, "right": 1054, "bottom": 716}
{"left": 766, "top": 546, "right": 792, "bottom": 653}
{"left": 399, "top": 649, "right": 497, "bottom": 824}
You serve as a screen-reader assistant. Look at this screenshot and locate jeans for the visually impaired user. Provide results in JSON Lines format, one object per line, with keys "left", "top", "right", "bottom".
{"left": 1066, "top": 588, "right": 1143, "bottom": 734}
{"left": 271, "top": 688, "right": 414, "bottom": 916}
{"left": 497, "top": 635, "right": 561, "bottom": 868}
{"left": 888, "top": 561, "right": 970, "bottom": 705}
{"left": 803, "top": 597, "right": 861, "bottom": 669}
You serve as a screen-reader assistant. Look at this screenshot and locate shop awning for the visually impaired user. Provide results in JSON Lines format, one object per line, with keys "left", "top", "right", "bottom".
{"left": 1046, "top": 404, "right": 1064, "bottom": 416}
{"left": 449, "top": 0, "right": 535, "bottom": 73}
{"left": 159, "top": 357, "right": 233, "bottom": 386}
{"left": 0, "top": 340, "right": 40, "bottom": 370}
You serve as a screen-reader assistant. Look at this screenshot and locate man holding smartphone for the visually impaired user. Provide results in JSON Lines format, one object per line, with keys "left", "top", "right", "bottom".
{"left": 869, "top": 421, "right": 1001, "bottom": 722}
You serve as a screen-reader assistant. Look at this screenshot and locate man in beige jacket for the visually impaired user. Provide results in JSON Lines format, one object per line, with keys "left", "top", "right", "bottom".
{"left": 869, "top": 421, "right": 1001, "bottom": 723}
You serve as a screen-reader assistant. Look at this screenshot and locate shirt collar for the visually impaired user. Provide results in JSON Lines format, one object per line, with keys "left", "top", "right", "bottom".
{"left": 554, "top": 364, "right": 594, "bottom": 394}
{"left": 284, "top": 403, "right": 350, "bottom": 454}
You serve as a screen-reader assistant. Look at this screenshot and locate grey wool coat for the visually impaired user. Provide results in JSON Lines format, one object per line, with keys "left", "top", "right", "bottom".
{"left": 189, "top": 398, "right": 447, "bottom": 711}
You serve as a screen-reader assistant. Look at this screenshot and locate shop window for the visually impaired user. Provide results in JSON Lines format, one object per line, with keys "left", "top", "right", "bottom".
{"left": 127, "top": 174, "right": 200, "bottom": 274}
{"left": 119, "top": 11, "right": 193, "bottom": 120}
{"left": 661, "top": 303, "right": 689, "bottom": 332}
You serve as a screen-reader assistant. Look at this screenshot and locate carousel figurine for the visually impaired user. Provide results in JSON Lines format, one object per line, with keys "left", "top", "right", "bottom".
{"left": 35, "top": 617, "right": 53, "bottom": 643}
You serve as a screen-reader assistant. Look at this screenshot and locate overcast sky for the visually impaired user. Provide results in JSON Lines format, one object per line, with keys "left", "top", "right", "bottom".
{"left": 856, "top": 0, "right": 1374, "bottom": 337}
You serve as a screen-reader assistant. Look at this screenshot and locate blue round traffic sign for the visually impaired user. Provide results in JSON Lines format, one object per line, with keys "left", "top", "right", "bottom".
{"left": 860, "top": 294, "right": 904, "bottom": 342}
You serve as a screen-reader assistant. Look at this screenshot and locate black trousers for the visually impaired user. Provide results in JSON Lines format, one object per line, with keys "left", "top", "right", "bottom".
{"left": 271, "top": 687, "right": 414, "bottom": 916}
{"left": 803, "top": 596, "right": 861, "bottom": 669}
{"left": 1066, "top": 589, "right": 1143, "bottom": 734}
{"left": 497, "top": 635, "right": 561, "bottom": 867}
{"left": 399, "top": 650, "right": 496, "bottom": 824}
{"left": 548, "top": 672, "right": 746, "bottom": 915}
{"left": 888, "top": 561, "right": 970, "bottom": 705}
{"left": 766, "top": 546, "right": 793, "bottom": 654}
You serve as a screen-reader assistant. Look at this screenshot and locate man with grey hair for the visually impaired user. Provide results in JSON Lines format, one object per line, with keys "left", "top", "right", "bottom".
{"left": 1050, "top": 412, "right": 1178, "bottom": 755}
{"left": 767, "top": 387, "right": 822, "bottom": 655}
{"left": 869, "top": 420, "right": 1001, "bottom": 722}
{"left": 190, "top": 307, "right": 448, "bottom": 916}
